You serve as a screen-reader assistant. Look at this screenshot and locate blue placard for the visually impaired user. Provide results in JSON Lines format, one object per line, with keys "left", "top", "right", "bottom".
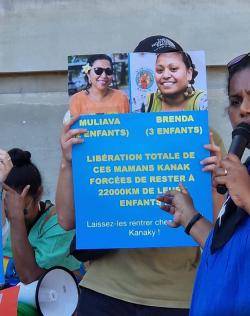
{"left": 72, "top": 111, "right": 212, "bottom": 249}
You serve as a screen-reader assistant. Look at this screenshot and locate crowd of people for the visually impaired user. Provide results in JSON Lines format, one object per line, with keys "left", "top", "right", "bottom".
{"left": 1, "top": 35, "right": 249, "bottom": 315}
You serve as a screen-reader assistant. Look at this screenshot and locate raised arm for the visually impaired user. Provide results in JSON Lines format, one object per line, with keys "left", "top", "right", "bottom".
{"left": 0, "top": 149, "right": 13, "bottom": 228}
{"left": 56, "top": 116, "right": 86, "bottom": 230}
{"left": 3, "top": 183, "right": 47, "bottom": 284}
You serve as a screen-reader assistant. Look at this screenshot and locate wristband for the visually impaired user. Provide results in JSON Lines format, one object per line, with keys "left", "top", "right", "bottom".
{"left": 185, "top": 213, "right": 203, "bottom": 235}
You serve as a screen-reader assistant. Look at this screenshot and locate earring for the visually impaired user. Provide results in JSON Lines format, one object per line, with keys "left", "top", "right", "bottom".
{"left": 157, "top": 89, "right": 164, "bottom": 101}
{"left": 184, "top": 83, "right": 195, "bottom": 98}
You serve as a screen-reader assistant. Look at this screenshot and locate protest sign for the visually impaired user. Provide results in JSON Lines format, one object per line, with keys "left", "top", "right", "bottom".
{"left": 69, "top": 50, "right": 211, "bottom": 249}
{"left": 72, "top": 111, "right": 212, "bottom": 249}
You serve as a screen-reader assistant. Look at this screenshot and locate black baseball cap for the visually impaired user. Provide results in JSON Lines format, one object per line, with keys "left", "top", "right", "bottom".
{"left": 134, "top": 35, "right": 183, "bottom": 53}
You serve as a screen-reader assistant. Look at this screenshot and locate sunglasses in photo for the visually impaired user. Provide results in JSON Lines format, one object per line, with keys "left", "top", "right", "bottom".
{"left": 227, "top": 53, "right": 250, "bottom": 71}
{"left": 93, "top": 67, "right": 113, "bottom": 76}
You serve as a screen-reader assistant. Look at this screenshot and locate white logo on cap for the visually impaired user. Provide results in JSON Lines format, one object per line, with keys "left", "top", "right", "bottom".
{"left": 152, "top": 38, "right": 176, "bottom": 50}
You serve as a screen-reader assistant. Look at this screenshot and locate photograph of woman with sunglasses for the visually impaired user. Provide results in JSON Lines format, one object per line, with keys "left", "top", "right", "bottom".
{"left": 157, "top": 52, "right": 250, "bottom": 315}
{"left": 144, "top": 50, "right": 207, "bottom": 113}
{"left": 68, "top": 54, "right": 129, "bottom": 117}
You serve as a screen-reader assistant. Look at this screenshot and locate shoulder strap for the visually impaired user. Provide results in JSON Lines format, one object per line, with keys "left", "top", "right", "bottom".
{"left": 147, "top": 93, "right": 154, "bottom": 112}
{"left": 44, "top": 200, "right": 54, "bottom": 211}
{"left": 40, "top": 200, "right": 56, "bottom": 229}
{"left": 192, "top": 91, "right": 204, "bottom": 109}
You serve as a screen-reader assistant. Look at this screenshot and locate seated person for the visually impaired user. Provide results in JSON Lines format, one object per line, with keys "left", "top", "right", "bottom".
{"left": 1, "top": 148, "right": 81, "bottom": 287}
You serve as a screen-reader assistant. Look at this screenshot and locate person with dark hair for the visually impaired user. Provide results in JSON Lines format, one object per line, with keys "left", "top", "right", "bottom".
{"left": 68, "top": 54, "right": 129, "bottom": 117}
{"left": 56, "top": 35, "right": 225, "bottom": 316}
{"left": 2, "top": 148, "right": 81, "bottom": 289}
{"left": 158, "top": 53, "right": 250, "bottom": 315}
{"left": 134, "top": 36, "right": 206, "bottom": 112}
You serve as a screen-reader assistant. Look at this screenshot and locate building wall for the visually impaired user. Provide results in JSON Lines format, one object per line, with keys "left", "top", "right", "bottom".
{"left": 0, "top": 0, "right": 249, "bottom": 199}
{"left": 1, "top": 0, "right": 250, "bottom": 72}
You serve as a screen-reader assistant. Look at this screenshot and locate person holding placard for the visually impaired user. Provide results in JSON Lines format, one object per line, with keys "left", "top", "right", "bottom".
{"left": 56, "top": 35, "right": 225, "bottom": 315}
{"left": 158, "top": 53, "right": 250, "bottom": 315}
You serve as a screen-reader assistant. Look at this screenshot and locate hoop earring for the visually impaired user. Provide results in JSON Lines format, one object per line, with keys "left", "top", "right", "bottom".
{"left": 157, "top": 89, "right": 164, "bottom": 101}
{"left": 184, "top": 83, "right": 195, "bottom": 98}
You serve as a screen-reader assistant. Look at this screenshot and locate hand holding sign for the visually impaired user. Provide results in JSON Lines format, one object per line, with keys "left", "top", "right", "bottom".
{"left": 61, "top": 115, "right": 87, "bottom": 163}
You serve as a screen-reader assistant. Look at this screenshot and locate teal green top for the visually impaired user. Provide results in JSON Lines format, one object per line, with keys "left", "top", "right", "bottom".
{"left": 4, "top": 206, "right": 80, "bottom": 271}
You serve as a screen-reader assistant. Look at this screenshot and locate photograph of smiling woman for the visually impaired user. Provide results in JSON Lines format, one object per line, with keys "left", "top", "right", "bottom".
{"left": 68, "top": 54, "right": 130, "bottom": 116}
{"left": 145, "top": 51, "right": 208, "bottom": 113}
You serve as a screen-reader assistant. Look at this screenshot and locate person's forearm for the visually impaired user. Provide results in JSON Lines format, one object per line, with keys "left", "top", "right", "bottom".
{"left": 10, "top": 218, "right": 46, "bottom": 284}
{"left": 188, "top": 217, "right": 212, "bottom": 248}
{"left": 0, "top": 183, "right": 3, "bottom": 226}
{"left": 56, "top": 157, "right": 75, "bottom": 230}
